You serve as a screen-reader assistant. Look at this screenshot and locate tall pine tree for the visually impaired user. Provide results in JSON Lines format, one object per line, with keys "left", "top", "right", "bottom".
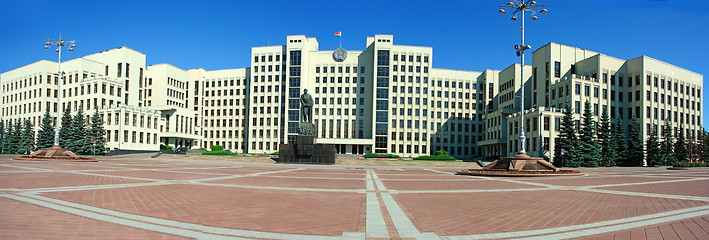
{"left": 674, "top": 124, "right": 688, "bottom": 162}
{"left": 626, "top": 117, "right": 644, "bottom": 166}
{"left": 18, "top": 119, "right": 35, "bottom": 154}
{"left": 0, "top": 120, "right": 4, "bottom": 154}
{"left": 58, "top": 107, "right": 73, "bottom": 149}
{"left": 598, "top": 107, "right": 616, "bottom": 166}
{"left": 554, "top": 104, "right": 580, "bottom": 167}
{"left": 89, "top": 108, "right": 107, "bottom": 155}
{"left": 3, "top": 121, "right": 14, "bottom": 154}
{"left": 701, "top": 129, "right": 709, "bottom": 163}
{"left": 36, "top": 108, "right": 55, "bottom": 149}
{"left": 645, "top": 126, "right": 661, "bottom": 166}
{"left": 613, "top": 117, "right": 627, "bottom": 166}
{"left": 660, "top": 120, "right": 677, "bottom": 166}
{"left": 10, "top": 119, "right": 22, "bottom": 154}
{"left": 71, "top": 106, "right": 88, "bottom": 154}
{"left": 578, "top": 101, "right": 600, "bottom": 167}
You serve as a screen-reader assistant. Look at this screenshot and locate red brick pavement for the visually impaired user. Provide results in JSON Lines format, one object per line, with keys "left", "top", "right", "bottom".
{"left": 0, "top": 197, "right": 187, "bottom": 239}
{"left": 206, "top": 176, "right": 365, "bottom": 189}
{"left": 1, "top": 155, "right": 708, "bottom": 239}
{"left": 42, "top": 184, "right": 363, "bottom": 236}
{"left": 573, "top": 215, "right": 709, "bottom": 240}
{"left": 600, "top": 179, "right": 709, "bottom": 197}
{"left": 394, "top": 190, "right": 707, "bottom": 235}
{"left": 0, "top": 172, "right": 149, "bottom": 189}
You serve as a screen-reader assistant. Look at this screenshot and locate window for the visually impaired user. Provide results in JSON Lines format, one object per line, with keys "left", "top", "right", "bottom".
{"left": 554, "top": 61, "right": 560, "bottom": 77}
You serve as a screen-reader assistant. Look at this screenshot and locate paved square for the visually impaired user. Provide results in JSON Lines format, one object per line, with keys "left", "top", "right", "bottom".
{"left": 1, "top": 155, "right": 708, "bottom": 239}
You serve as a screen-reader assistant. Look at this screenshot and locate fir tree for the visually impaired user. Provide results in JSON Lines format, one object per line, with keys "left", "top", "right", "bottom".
{"left": 36, "top": 108, "right": 55, "bottom": 149}
{"left": 674, "top": 124, "right": 688, "bottom": 162}
{"left": 18, "top": 119, "right": 35, "bottom": 154}
{"left": 613, "top": 117, "right": 627, "bottom": 166}
{"left": 58, "top": 107, "right": 73, "bottom": 149}
{"left": 598, "top": 107, "right": 616, "bottom": 166}
{"left": 645, "top": 127, "right": 661, "bottom": 167}
{"left": 89, "top": 108, "right": 107, "bottom": 155}
{"left": 71, "top": 106, "right": 88, "bottom": 154}
{"left": 10, "top": 119, "right": 22, "bottom": 154}
{"left": 2, "top": 121, "right": 13, "bottom": 154}
{"left": 701, "top": 129, "right": 709, "bottom": 162}
{"left": 626, "top": 117, "right": 644, "bottom": 166}
{"left": 0, "top": 120, "right": 4, "bottom": 154}
{"left": 687, "top": 135, "right": 700, "bottom": 162}
{"left": 554, "top": 104, "right": 580, "bottom": 167}
{"left": 660, "top": 120, "right": 677, "bottom": 166}
{"left": 578, "top": 101, "right": 600, "bottom": 167}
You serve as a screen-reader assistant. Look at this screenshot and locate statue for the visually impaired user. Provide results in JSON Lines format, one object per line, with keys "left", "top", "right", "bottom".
{"left": 300, "top": 89, "right": 313, "bottom": 123}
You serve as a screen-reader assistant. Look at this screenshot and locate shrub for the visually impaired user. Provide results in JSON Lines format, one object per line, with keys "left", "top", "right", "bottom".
{"left": 414, "top": 150, "right": 456, "bottom": 161}
{"left": 673, "top": 161, "right": 709, "bottom": 168}
{"left": 160, "top": 144, "right": 173, "bottom": 150}
{"left": 201, "top": 145, "right": 237, "bottom": 155}
{"left": 363, "top": 153, "right": 401, "bottom": 158}
{"left": 270, "top": 152, "right": 279, "bottom": 155}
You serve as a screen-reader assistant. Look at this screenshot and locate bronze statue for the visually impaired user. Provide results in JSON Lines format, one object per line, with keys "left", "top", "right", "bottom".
{"left": 300, "top": 89, "right": 313, "bottom": 123}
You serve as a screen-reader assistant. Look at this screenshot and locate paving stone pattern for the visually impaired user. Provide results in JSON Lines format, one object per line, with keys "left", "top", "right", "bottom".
{"left": 0, "top": 155, "right": 708, "bottom": 239}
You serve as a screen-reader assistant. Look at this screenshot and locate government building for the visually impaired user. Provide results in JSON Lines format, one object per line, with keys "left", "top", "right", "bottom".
{"left": 0, "top": 35, "right": 702, "bottom": 163}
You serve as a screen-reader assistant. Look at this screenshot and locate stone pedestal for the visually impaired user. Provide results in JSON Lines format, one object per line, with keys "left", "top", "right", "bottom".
{"left": 14, "top": 145, "right": 96, "bottom": 162}
{"left": 277, "top": 122, "right": 335, "bottom": 164}
{"left": 482, "top": 152, "right": 557, "bottom": 171}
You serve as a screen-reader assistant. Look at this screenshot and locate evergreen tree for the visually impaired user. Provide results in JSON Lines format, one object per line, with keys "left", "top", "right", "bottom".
{"left": 598, "top": 107, "right": 616, "bottom": 166}
{"left": 89, "top": 108, "right": 107, "bottom": 155}
{"left": 612, "top": 117, "right": 627, "bottom": 166}
{"left": 36, "top": 108, "right": 55, "bottom": 149}
{"left": 687, "top": 135, "right": 700, "bottom": 162}
{"left": 554, "top": 104, "right": 580, "bottom": 167}
{"left": 626, "top": 117, "right": 644, "bottom": 166}
{"left": 0, "top": 120, "right": 4, "bottom": 154}
{"left": 674, "top": 124, "right": 688, "bottom": 162}
{"left": 58, "top": 107, "right": 73, "bottom": 149}
{"left": 645, "top": 127, "right": 661, "bottom": 167}
{"left": 18, "top": 119, "right": 35, "bottom": 154}
{"left": 71, "top": 106, "right": 88, "bottom": 154}
{"left": 701, "top": 129, "right": 709, "bottom": 162}
{"left": 578, "top": 101, "right": 600, "bottom": 167}
{"left": 660, "top": 120, "right": 677, "bottom": 166}
{"left": 10, "top": 119, "right": 22, "bottom": 154}
{"left": 2, "top": 121, "right": 13, "bottom": 154}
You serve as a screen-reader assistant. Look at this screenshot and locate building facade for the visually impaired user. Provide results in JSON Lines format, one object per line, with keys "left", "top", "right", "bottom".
{"left": 1, "top": 37, "right": 702, "bottom": 163}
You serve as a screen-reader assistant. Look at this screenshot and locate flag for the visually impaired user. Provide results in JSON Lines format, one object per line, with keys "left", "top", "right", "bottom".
{"left": 334, "top": 32, "right": 341, "bottom": 36}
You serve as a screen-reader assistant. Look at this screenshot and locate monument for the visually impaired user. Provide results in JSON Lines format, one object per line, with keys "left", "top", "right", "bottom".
{"left": 277, "top": 89, "right": 336, "bottom": 164}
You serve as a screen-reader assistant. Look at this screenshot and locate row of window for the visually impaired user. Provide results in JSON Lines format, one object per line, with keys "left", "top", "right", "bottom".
{"left": 253, "top": 54, "right": 282, "bottom": 63}
{"left": 315, "top": 66, "right": 363, "bottom": 74}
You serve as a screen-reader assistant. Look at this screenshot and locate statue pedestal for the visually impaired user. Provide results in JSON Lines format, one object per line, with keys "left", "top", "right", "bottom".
{"left": 277, "top": 122, "right": 335, "bottom": 165}
{"left": 482, "top": 152, "right": 557, "bottom": 171}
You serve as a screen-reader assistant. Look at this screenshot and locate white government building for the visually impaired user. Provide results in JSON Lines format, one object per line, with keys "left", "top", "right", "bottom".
{"left": 0, "top": 35, "right": 703, "bottom": 163}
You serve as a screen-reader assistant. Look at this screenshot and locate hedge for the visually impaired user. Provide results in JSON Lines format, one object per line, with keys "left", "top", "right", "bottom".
{"left": 413, "top": 150, "right": 456, "bottom": 161}
{"left": 673, "top": 161, "right": 709, "bottom": 168}
{"left": 363, "top": 153, "right": 401, "bottom": 158}
{"left": 201, "top": 145, "right": 237, "bottom": 155}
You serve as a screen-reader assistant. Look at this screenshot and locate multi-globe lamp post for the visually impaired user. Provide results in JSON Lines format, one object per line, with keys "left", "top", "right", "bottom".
{"left": 44, "top": 34, "right": 76, "bottom": 147}
{"left": 498, "top": 0, "right": 547, "bottom": 154}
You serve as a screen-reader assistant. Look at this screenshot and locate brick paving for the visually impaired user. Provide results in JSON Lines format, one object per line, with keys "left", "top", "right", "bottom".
{"left": 0, "top": 155, "right": 708, "bottom": 239}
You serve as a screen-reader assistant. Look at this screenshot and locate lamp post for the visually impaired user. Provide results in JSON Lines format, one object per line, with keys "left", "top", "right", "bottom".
{"left": 44, "top": 33, "right": 76, "bottom": 146}
{"left": 499, "top": 1, "right": 547, "bottom": 154}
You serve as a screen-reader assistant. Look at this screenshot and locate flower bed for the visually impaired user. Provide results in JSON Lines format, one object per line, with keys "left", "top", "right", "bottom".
{"left": 457, "top": 169, "right": 583, "bottom": 177}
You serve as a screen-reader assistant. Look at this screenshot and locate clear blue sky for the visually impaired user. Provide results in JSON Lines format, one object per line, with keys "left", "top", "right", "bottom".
{"left": 1, "top": 0, "right": 707, "bottom": 128}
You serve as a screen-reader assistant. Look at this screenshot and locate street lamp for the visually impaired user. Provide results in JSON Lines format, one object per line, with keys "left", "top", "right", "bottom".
{"left": 499, "top": 0, "right": 547, "bottom": 154}
{"left": 45, "top": 33, "right": 76, "bottom": 146}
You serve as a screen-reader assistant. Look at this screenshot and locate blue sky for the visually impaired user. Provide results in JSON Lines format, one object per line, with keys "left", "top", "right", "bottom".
{"left": 1, "top": 0, "right": 707, "bottom": 127}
